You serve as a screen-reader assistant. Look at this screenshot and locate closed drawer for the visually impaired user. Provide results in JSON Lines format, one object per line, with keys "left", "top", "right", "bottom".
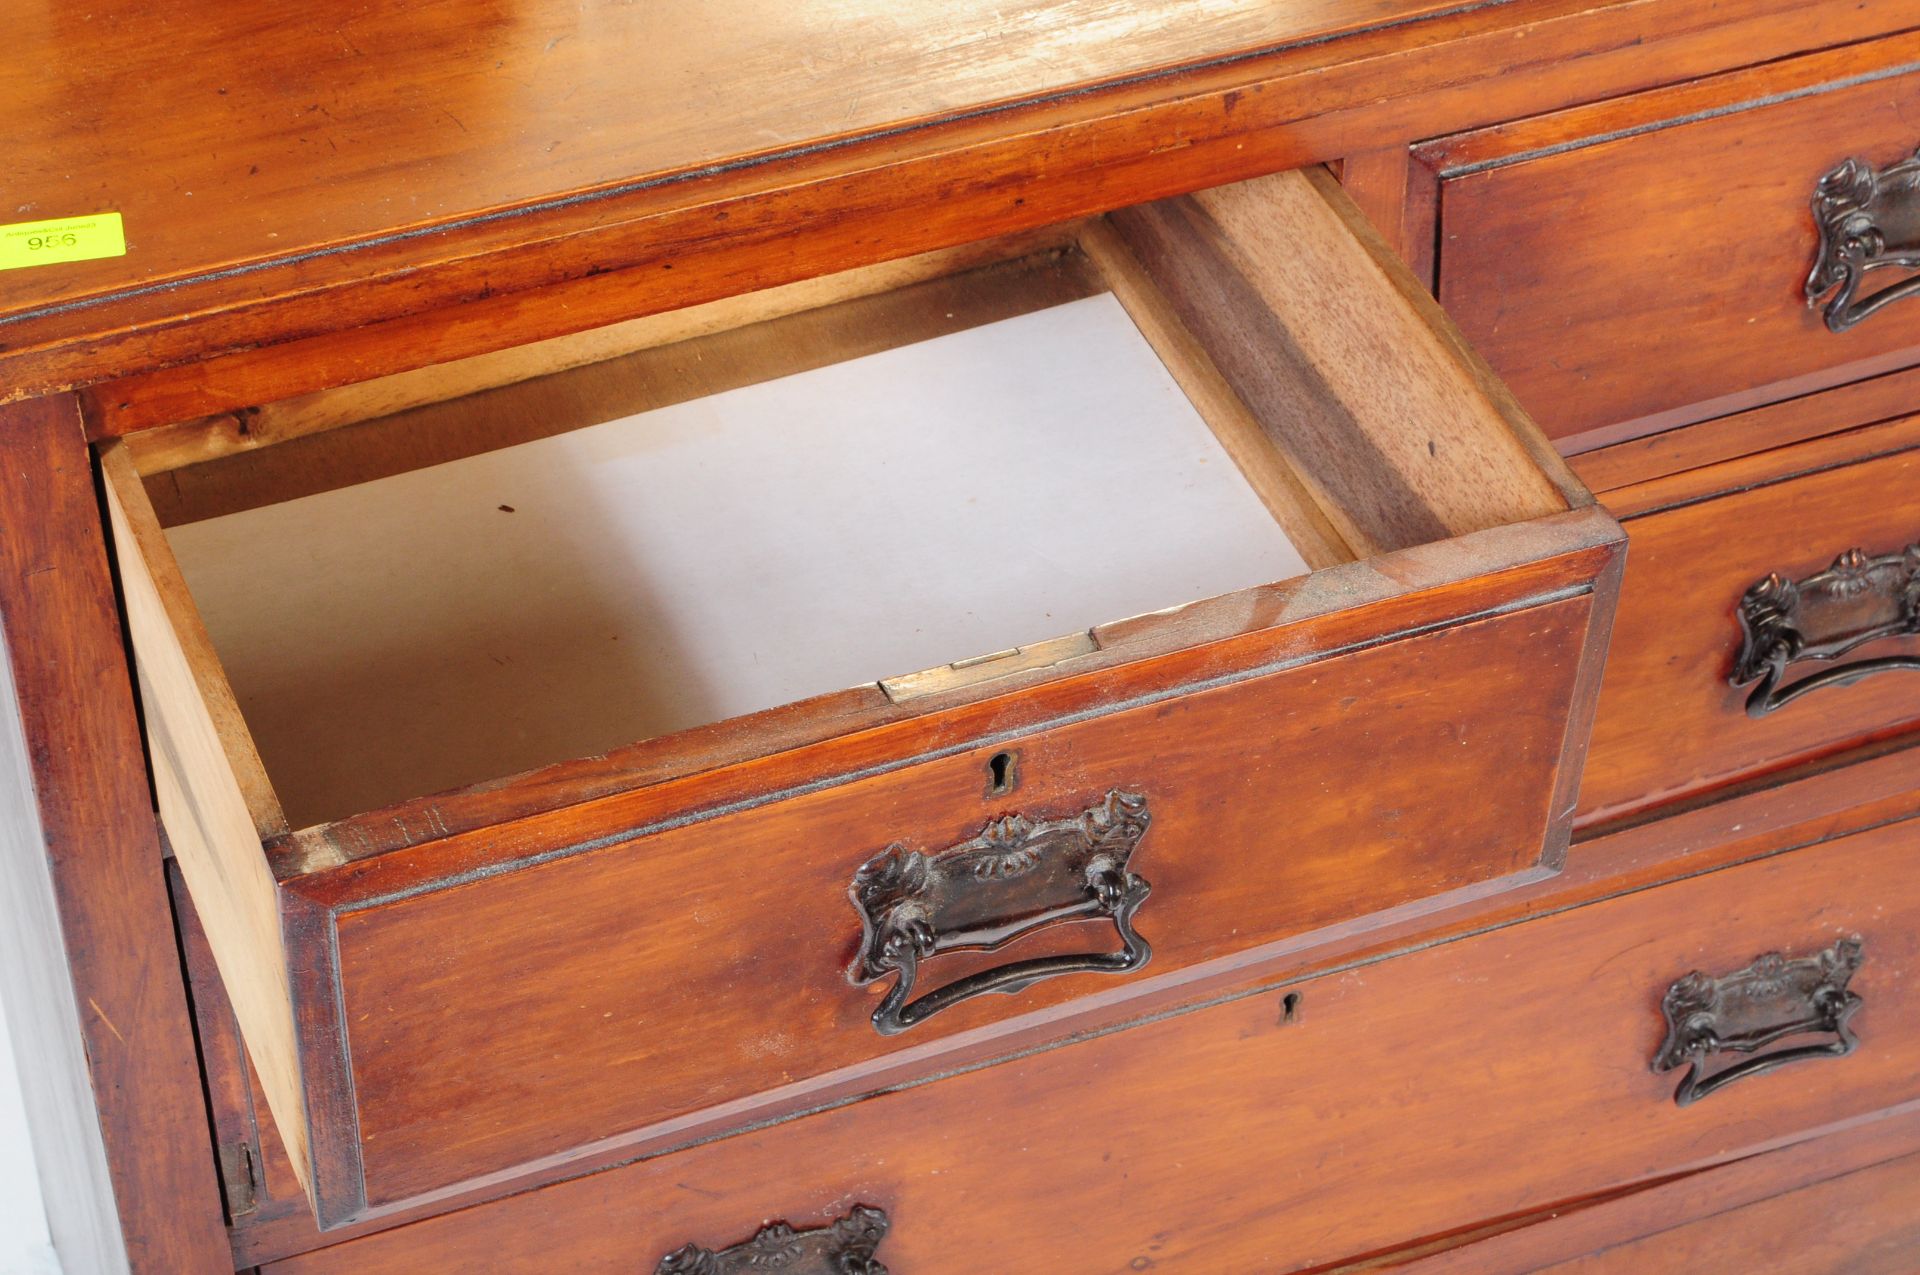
{"left": 256, "top": 816, "right": 1920, "bottom": 1273}
{"left": 103, "top": 167, "right": 1618, "bottom": 1227}
{"left": 1519, "top": 1150, "right": 1920, "bottom": 1274}
{"left": 1578, "top": 415, "right": 1920, "bottom": 826}
{"left": 1416, "top": 35, "right": 1920, "bottom": 453}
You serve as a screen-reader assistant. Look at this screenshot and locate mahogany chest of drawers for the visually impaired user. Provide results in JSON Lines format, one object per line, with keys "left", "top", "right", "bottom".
{"left": 4, "top": 4, "right": 1920, "bottom": 1272}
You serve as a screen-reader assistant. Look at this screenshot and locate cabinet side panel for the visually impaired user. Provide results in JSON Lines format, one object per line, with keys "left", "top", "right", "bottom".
{"left": 0, "top": 395, "right": 230, "bottom": 1273}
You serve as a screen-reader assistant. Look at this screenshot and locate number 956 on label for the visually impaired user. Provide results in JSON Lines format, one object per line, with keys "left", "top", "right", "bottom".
{"left": 0, "top": 212, "right": 126, "bottom": 271}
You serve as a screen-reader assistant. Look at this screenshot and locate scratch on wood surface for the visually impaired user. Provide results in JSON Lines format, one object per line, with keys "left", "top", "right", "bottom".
{"left": 88, "top": 997, "right": 128, "bottom": 1046}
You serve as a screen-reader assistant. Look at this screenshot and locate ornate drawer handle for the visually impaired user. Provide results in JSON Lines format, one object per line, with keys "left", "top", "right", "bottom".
{"left": 657, "top": 1205, "right": 890, "bottom": 1274}
{"left": 1808, "top": 148, "right": 1920, "bottom": 333}
{"left": 1731, "top": 544, "right": 1920, "bottom": 716}
{"left": 847, "top": 789, "right": 1152, "bottom": 1036}
{"left": 1653, "top": 937, "right": 1864, "bottom": 1107}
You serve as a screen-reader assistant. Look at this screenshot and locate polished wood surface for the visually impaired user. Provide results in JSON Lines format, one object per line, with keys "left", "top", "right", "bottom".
{"left": 217, "top": 731, "right": 1920, "bottom": 1267}
{"left": 8, "top": 7, "right": 1918, "bottom": 1270}
{"left": 1576, "top": 413, "right": 1920, "bottom": 826}
{"left": 121, "top": 171, "right": 1583, "bottom": 838}
{"left": 328, "top": 596, "right": 1590, "bottom": 1213}
{"left": 258, "top": 819, "right": 1920, "bottom": 1273}
{"left": 1419, "top": 34, "right": 1920, "bottom": 452}
{"left": 2, "top": 0, "right": 1896, "bottom": 404}
{"left": 4, "top": 0, "right": 1469, "bottom": 317}
{"left": 1569, "top": 364, "right": 1920, "bottom": 495}
{"left": 1538, "top": 1147, "right": 1920, "bottom": 1272}
{"left": 109, "top": 167, "right": 1619, "bottom": 1227}
{"left": 0, "top": 397, "right": 232, "bottom": 1271}
{"left": 1397, "top": 1106, "right": 1920, "bottom": 1272}
{"left": 262, "top": 539, "right": 1614, "bottom": 1227}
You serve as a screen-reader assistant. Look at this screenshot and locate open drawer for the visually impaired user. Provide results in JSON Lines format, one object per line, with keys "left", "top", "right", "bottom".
{"left": 102, "top": 168, "right": 1621, "bottom": 1228}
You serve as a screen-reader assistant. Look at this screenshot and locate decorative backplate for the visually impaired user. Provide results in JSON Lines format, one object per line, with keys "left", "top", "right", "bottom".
{"left": 1730, "top": 544, "right": 1920, "bottom": 715}
{"left": 1807, "top": 147, "right": 1920, "bottom": 332}
{"left": 848, "top": 789, "right": 1152, "bottom": 1035}
{"left": 656, "top": 1205, "right": 890, "bottom": 1275}
{"left": 1653, "top": 937, "right": 1865, "bottom": 1107}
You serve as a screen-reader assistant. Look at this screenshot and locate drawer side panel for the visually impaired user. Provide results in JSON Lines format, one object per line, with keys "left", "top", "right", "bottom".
{"left": 99, "top": 447, "right": 311, "bottom": 1197}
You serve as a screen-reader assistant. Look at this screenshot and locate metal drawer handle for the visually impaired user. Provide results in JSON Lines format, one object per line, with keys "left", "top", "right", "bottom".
{"left": 1808, "top": 148, "right": 1920, "bottom": 333}
{"left": 657, "top": 1205, "right": 890, "bottom": 1274}
{"left": 1653, "top": 937, "right": 1864, "bottom": 1107}
{"left": 847, "top": 789, "right": 1152, "bottom": 1036}
{"left": 1731, "top": 544, "right": 1920, "bottom": 716}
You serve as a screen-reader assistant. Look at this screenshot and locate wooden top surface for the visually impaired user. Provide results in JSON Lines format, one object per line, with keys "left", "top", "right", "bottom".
{"left": 0, "top": 0, "right": 1882, "bottom": 400}
{"left": 5, "top": 2, "right": 1451, "bottom": 310}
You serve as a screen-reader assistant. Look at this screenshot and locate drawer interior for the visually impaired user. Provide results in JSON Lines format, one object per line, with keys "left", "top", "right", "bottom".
{"left": 146, "top": 279, "right": 1313, "bottom": 828}
{"left": 99, "top": 166, "right": 1602, "bottom": 1225}
{"left": 106, "top": 168, "right": 1577, "bottom": 837}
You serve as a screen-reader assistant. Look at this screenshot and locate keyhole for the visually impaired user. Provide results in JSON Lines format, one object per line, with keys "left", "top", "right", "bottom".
{"left": 986, "top": 750, "right": 1017, "bottom": 796}
{"left": 1280, "top": 992, "right": 1302, "bottom": 1025}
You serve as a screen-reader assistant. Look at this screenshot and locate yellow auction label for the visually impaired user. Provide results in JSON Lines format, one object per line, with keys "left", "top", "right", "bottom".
{"left": 0, "top": 212, "right": 126, "bottom": 271}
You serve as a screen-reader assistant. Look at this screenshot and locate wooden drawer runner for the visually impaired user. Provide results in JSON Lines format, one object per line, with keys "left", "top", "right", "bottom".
{"left": 257, "top": 818, "right": 1920, "bottom": 1273}
{"left": 1416, "top": 36, "right": 1920, "bottom": 453}
{"left": 1578, "top": 416, "right": 1920, "bottom": 826}
{"left": 102, "top": 166, "right": 1618, "bottom": 1227}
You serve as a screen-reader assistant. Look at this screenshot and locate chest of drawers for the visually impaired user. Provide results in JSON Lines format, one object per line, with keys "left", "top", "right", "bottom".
{"left": 6, "top": 4, "right": 1920, "bottom": 1272}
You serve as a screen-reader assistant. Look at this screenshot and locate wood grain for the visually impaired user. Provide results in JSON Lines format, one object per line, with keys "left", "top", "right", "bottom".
{"left": 319, "top": 595, "right": 1590, "bottom": 1214}
{"left": 0, "top": 396, "right": 232, "bottom": 1272}
{"left": 140, "top": 245, "right": 1105, "bottom": 526}
{"left": 123, "top": 227, "right": 1080, "bottom": 481}
{"left": 1576, "top": 414, "right": 1920, "bottom": 827}
{"left": 99, "top": 443, "right": 310, "bottom": 1196}
{"left": 223, "top": 718, "right": 1920, "bottom": 1266}
{"left": 4, "top": 0, "right": 1899, "bottom": 404}
{"left": 1104, "top": 170, "right": 1570, "bottom": 556}
{"left": 1389, "top": 1107, "right": 1920, "bottom": 1272}
{"left": 1, "top": 0, "right": 1471, "bottom": 320}
{"left": 258, "top": 818, "right": 1920, "bottom": 1273}
{"left": 1337, "top": 145, "right": 1426, "bottom": 272}
{"left": 140, "top": 171, "right": 1559, "bottom": 557}
{"left": 171, "top": 861, "right": 299, "bottom": 1240}
{"left": 1422, "top": 33, "right": 1920, "bottom": 451}
{"left": 1078, "top": 219, "right": 1355, "bottom": 568}
{"left": 1570, "top": 364, "right": 1920, "bottom": 494}
{"left": 100, "top": 446, "right": 284, "bottom": 837}
{"left": 111, "top": 168, "right": 1608, "bottom": 863}
{"left": 97, "top": 152, "right": 1622, "bottom": 1232}
{"left": 0, "top": 6, "right": 1910, "bottom": 1268}
{"left": 1536, "top": 1149, "right": 1920, "bottom": 1273}
{"left": 280, "top": 514, "right": 1615, "bottom": 870}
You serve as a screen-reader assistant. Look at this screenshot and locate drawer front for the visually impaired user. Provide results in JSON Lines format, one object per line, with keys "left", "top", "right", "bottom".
{"left": 104, "top": 164, "right": 1618, "bottom": 1228}
{"left": 1578, "top": 426, "right": 1920, "bottom": 825}
{"left": 303, "top": 585, "right": 1596, "bottom": 1217}
{"left": 259, "top": 819, "right": 1920, "bottom": 1274}
{"left": 1529, "top": 1149, "right": 1920, "bottom": 1274}
{"left": 1422, "top": 39, "right": 1920, "bottom": 451}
